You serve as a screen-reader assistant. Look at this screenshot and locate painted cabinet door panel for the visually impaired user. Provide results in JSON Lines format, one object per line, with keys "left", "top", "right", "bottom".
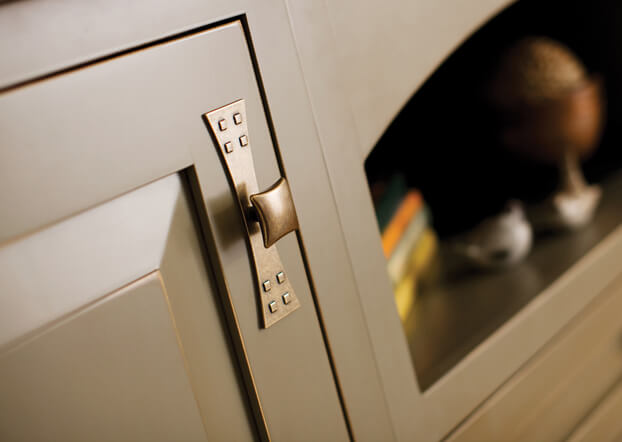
{"left": 0, "top": 20, "right": 349, "bottom": 441}
{"left": 0, "top": 174, "right": 254, "bottom": 442}
{"left": 0, "top": 275, "right": 210, "bottom": 442}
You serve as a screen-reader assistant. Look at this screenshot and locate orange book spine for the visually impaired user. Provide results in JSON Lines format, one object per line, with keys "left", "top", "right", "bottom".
{"left": 381, "top": 190, "right": 422, "bottom": 258}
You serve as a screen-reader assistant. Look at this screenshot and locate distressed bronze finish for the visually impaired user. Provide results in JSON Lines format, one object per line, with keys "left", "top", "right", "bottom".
{"left": 204, "top": 99, "right": 301, "bottom": 328}
{"left": 250, "top": 177, "right": 299, "bottom": 248}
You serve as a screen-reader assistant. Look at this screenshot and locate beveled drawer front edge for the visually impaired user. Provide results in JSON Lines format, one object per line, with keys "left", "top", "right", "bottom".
{"left": 447, "top": 270, "right": 622, "bottom": 441}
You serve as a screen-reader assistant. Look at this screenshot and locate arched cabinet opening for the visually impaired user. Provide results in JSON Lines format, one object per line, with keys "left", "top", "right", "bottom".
{"left": 364, "top": 0, "right": 622, "bottom": 391}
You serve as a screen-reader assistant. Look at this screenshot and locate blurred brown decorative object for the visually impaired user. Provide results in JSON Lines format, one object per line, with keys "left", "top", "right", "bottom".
{"left": 491, "top": 37, "right": 605, "bottom": 230}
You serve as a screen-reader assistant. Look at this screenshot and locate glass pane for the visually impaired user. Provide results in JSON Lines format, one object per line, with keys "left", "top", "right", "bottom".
{"left": 364, "top": 0, "right": 622, "bottom": 390}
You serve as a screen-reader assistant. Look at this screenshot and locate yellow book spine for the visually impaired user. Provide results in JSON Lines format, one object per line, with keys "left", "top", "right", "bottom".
{"left": 394, "top": 270, "right": 416, "bottom": 322}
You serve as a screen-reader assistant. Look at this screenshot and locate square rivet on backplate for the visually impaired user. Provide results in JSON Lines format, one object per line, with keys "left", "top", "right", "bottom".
{"left": 268, "top": 301, "right": 278, "bottom": 313}
{"left": 224, "top": 141, "right": 233, "bottom": 153}
{"left": 233, "top": 113, "right": 242, "bottom": 125}
{"left": 239, "top": 135, "right": 248, "bottom": 147}
{"left": 218, "top": 119, "right": 227, "bottom": 131}
{"left": 276, "top": 272, "right": 285, "bottom": 284}
{"left": 282, "top": 292, "right": 291, "bottom": 305}
{"left": 262, "top": 280, "right": 271, "bottom": 292}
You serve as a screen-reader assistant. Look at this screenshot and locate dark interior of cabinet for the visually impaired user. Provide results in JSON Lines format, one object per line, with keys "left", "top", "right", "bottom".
{"left": 365, "top": 0, "right": 622, "bottom": 390}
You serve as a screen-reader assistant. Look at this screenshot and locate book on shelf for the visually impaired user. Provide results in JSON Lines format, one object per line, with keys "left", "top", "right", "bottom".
{"left": 373, "top": 174, "right": 408, "bottom": 232}
{"left": 387, "top": 207, "right": 429, "bottom": 284}
{"left": 391, "top": 227, "right": 438, "bottom": 322}
{"left": 394, "top": 267, "right": 417, "bottom": 322}
{"left": 373, "top": 176, "right": 438, "bottom": 322}
{"left": 382, "top": 190, "right": 423, "bottom": 258}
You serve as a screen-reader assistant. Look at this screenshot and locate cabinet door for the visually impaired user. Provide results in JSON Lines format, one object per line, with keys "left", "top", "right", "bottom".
{"left": 0, "top": 175, "right": 253, "bottom": 442}
{"left": 282, "top": 4, "right": 622, "bottom": 440}
{"left": 0, "top": 20, "right": 349, "bottom": 441}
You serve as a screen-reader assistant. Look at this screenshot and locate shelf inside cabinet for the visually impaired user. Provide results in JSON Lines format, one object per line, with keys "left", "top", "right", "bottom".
{"left": 403, "top": 171, "right": 622, "bottom": 390}
{"left": 364, "top": 0, "right": 622, "bottom": 392}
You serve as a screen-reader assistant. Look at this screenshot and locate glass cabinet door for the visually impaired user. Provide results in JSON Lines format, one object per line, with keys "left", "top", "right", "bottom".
{"left": 286, "top": 1, "right": 622, "bottom": 440}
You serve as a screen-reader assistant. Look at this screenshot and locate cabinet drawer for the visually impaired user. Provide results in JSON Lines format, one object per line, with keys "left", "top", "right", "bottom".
{"left": 567, "top": 378, "right": 622, "bottom": 442}
{"left": 449, "top": 272, "right": 622, "bottom": 442}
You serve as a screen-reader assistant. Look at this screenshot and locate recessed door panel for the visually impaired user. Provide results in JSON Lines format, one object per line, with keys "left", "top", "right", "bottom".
{"left": 0, "top": 174, "right": 255, "bottom": 442}
{"left": 0, "top": 274, "right": 208, "bottom": 442}
{"left": 0, "top": 21, "right": 349, "bottom": 441}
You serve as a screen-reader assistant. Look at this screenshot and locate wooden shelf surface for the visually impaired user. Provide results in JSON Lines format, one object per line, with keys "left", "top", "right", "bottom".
{"left": 403, "top": 171, "right": 622, "bottom": 390}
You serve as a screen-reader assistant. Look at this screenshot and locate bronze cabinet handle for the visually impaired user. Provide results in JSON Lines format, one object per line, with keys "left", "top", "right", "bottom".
{"left": 204, "top": 99, "right": 301, "bottom": 328}
{"left": 250, "top": 177, "right": 299, "bottom": 249}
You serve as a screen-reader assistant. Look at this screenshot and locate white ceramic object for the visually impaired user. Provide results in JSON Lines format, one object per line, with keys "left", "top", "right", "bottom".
{"left": 529, "top": 152, "right": 602, "bottom": 231}
{"left": 454, "top": 201, "right": 533, "bottom": 269}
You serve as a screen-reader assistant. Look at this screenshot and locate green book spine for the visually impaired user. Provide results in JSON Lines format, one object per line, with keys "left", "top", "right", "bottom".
{"left": 375, "top": 174, "right": 407, "bottom": 232}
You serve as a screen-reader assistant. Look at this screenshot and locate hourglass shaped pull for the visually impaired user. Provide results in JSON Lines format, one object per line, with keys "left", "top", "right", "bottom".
{"left": 203, "top": 99, "right": 301, "bottom": 328}
{"left": 250, "top": 177, "right": 299, "bottom": 249}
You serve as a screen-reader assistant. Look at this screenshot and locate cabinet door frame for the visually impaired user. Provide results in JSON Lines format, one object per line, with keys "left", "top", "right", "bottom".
{"left": 281, "top": 2, "right": 622, "bottom": 440}
{"left": 0, "top": 7, "right": 394, "bottom": 440}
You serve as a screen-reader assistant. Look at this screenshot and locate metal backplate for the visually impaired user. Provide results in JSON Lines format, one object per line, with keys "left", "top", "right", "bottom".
{"left": 204, "top": 99, "right": 301, "bottom": 328}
